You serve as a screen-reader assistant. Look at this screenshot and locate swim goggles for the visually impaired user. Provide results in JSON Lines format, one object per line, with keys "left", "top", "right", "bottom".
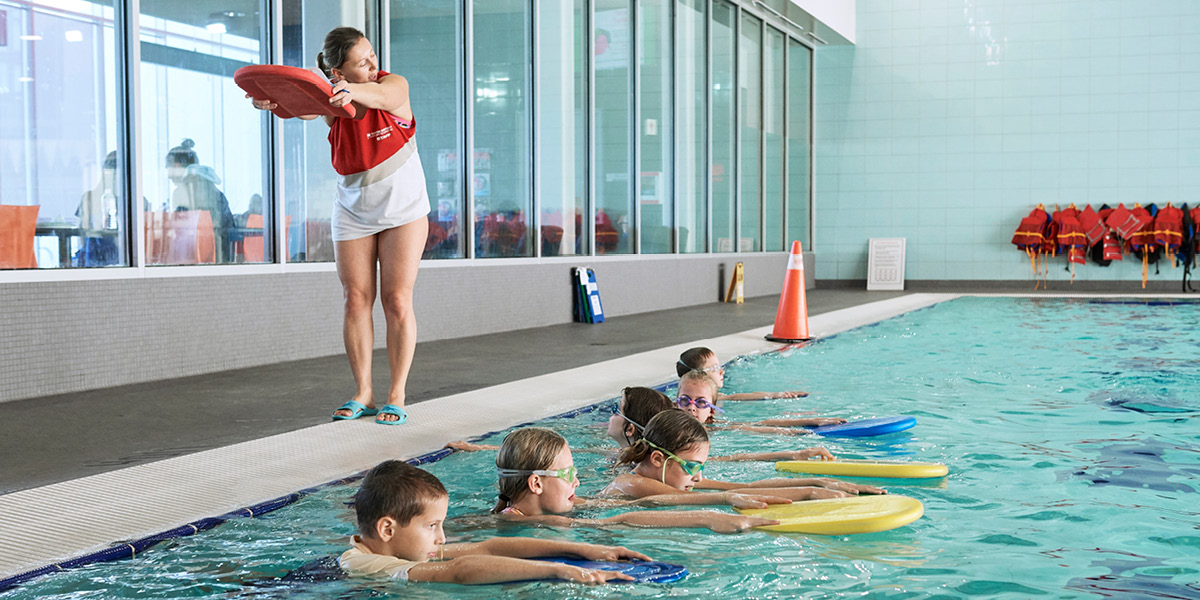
{"left": 675, "top": 395, "right": 724, "bottom": 413}
{"left": 644, "top": 439, "right": 705, "bottom": 478}
{"left": 610, "top": 403, "right": 646, "bottom": 431}
{"left": 496, "top": 466, "right": 578, "bottom": 483}
{"left": 678, "top": 360, "right": 724, "bottom": 375}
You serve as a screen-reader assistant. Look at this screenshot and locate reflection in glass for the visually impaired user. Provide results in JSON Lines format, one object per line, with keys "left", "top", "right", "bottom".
{"left": 281, "top": 1, "right": 370, "bottom": 263}
{"left": 675, "top": 0, "right": 706, "bottom": 253}
{"left": 787, "top": 39, "right": 812, "bottom": 249}
{"left": 738, "top": 13, "right": 762, "bottom": 253}
{"left": 473, "top": 0, "right": 532, "bottom": 257}
{"left": 0, "top": 1, "right": 124, "bottom": 269}
{"left": 594, "top": 0, "right": 633, "bottom": 254}
{"left": 535, "top": 0, "right": 588, "bottom": 256}
{"left": 140, "top": 2, "right": 263, "bottom": 265}
{"left": 393, "top": 0, "right": 464, "bottom": 258}
{"left": 638, "top": 0, "right": 672, "bottom": 254}
{"left": 763, "top": 27, "right": 785, "bottom": 252}
{"left": 710, "top": 1, "right": 735, "bottom": 253}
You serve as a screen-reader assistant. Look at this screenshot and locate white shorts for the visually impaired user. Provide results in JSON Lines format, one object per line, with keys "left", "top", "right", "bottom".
{"left": 332, "top": 144, "right": 431, "bottom": 242}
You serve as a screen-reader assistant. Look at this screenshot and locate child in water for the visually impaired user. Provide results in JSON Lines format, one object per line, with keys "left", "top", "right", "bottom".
{"left": 678, "top": 370, "right": 848, "bottom": 434}
{"left": 490, "top": 427, "right": 787, "bottom": 532}
{"left": 678, "top": 346, "right": 808, "bottom": 401}
{"left": 599, "top": 411, "right": 880, "bottom": 501}
{"left": 340, "top": 459, "right": 647, "bottom": 584}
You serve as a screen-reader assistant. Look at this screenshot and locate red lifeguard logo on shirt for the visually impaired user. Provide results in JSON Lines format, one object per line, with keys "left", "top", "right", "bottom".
{"left": 367, "top": 126, "right": 393, "bottom": 142}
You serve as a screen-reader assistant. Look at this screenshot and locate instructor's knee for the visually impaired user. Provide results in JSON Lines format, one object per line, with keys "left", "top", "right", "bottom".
{"left": 343, "top": 287, "right": 375, "bottom": 316}
{"left": 381, "top": 291, "right": 413, "bottom": 321}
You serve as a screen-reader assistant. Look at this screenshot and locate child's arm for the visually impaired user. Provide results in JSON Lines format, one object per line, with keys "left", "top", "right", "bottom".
{"left": 694, "top": 477, "right": 886, "bottom": 495}
{"left": 754, "top": 417, "right": 847, "bottom": 428}
{"left": 719, "top": 391, "right": 808, "bottom": 401}
{"left": 503, "top": 510, "right": 780, "bottom": 533}
{"left": 710, "top": 447, "right": 836, "bottom": 462}
{"left": 450, "top": 537, "right": 650, "bottom": 562}
{"left": 407, "top": 555, "right": 632, "bottom": 585}
{"left": 445, "top": 440, "right": 499, "bottom": 452}
{"left": 712, "top": 423, "right": 815, "bottom": 435}
{"left": 686, "top": 482, "right": 854, "bottom": 501}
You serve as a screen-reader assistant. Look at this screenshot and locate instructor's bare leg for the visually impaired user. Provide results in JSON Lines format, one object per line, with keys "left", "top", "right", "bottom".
{"left": 376, "top": 216, "right": 427, "bottom": 421}
{"left": 333, "top": 234, "right": 380, "bottom": 417}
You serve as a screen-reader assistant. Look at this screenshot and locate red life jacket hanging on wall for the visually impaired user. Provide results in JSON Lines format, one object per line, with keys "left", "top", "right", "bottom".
{"left": 1053, "top": 204, "right": 1087, "bottom": 279}
{"left": 1154, "top": 203, "right": 1184, "bottom": 265}
{"left": 1127, "top": 204, "right": 1158, "bottom": 289}
{"left": 1091, "top": 204, "right": 1121, "bottom": 266}
{"left": 1012, "top": 204, "right": 1051, "bottom": 288}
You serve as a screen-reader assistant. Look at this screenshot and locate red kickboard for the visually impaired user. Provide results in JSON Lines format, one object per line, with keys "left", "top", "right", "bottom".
{"left": 234, "top": 64, "right": 355, "bottom": 119}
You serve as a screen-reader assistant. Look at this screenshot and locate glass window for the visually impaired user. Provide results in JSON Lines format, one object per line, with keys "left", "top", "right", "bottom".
{"left": 710, "top": 0, "right": 735, "bottom": 253}
{"left": 787, "top": 38, "right": 811, "bottom": 250}
{"left": 763, "top": 27, "right": 785, "bottom": 252}
{"left": 675, "top": 0, "right": 706, "bottom": 254}
{"left": 738, "top": 13, "right": 761, "bottom": 253}
{"left": 1, "top": 0, "right": 124, "bottom": 269}
{"left": 281, "top": 2, "right": 371, "bottom": 263}
{"left": 140, "top": 1, "right": 264, "bottom": 266}
{"left": 593, "top": 0, "right": 633, "bottom": 255}
{"left": 392, "top": 0, "right": 463, "bottom": 259}
{"left": 637, "top": 0, "right": 672, "bottom": 254}
{"left": 472, "top": 0, "right": 532, "bottom": 258}
{"left": 534, "top": 0, "right": 587, "bottom": 256}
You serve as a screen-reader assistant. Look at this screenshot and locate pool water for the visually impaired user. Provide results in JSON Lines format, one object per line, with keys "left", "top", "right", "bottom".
{"left": 5, "top": 297, "right": 1199, "bottom": 599}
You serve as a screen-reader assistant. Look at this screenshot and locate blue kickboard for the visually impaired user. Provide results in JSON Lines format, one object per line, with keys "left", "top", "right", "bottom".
{"left": 811, "top": 415, "right": 916, "bottom": 437}
{"left": 537, "top": 557, "right": 688, "bottom": 584}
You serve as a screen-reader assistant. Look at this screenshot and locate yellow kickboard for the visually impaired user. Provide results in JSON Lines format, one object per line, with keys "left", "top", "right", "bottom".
{"left": 776, "top": 459, "right": 949, "bottom": 479}
{"left": 738, "top": 495, "right": 924, "bottom": 535}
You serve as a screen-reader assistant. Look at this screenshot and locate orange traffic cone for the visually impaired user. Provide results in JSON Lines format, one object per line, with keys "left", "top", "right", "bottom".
{"left": 765, "top": 241, "right": 812, "bottom": 343}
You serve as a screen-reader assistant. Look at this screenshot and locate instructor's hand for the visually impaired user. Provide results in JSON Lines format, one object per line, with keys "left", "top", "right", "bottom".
{"left": 330, "top": 79, "right": 352, "bottom": 108}
{"left": 246, "top": 93, "right": 277, "bottom": 111}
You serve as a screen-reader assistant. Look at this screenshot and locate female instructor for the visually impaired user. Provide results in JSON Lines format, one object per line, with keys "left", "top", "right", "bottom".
{"left": 250, "top": 27, "right": 428, "bottom": 425}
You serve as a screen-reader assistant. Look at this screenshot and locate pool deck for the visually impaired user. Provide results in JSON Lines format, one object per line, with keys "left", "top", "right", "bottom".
{"left": 1, "top": 288, "right": 1194, "bottom": 583}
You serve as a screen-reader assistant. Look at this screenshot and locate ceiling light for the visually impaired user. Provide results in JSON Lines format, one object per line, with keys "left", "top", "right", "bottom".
{"left": 65, "top": 30, "right": 83, "bottom": 42}
{"left": 20, "top": 35, "right": 43, "bottom": 41}
{"left": 205, "top": 22, "right": 227, "bottom": 34}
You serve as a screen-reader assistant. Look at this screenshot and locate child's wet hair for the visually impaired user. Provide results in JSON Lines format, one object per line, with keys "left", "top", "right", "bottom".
{"left": 617, "top": 410, "right": 709, "bottom": 466}
{"left": 353, "top": 460, "right": 447, "bottom": 538}
{"left": 619, "top": 387, "right": 674, "bottom": 442}
{"left": 493, "top": 427, "right": 567, "bottom": 513}
{"left": 679, "top": 370, "right": 719, "bottom": 398}
{"left": 677, "top": 347, "right": 715, "bottom": 376}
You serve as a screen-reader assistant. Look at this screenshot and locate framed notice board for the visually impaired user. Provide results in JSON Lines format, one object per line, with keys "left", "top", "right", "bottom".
{"left": 867, "top": 238, "right": 906, "bottom": 291}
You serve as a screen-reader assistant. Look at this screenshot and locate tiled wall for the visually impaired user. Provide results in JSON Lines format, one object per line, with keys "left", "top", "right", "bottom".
{"left": 0, "top": 253, "right": 795, "bottom": 403}
{"left": 814, "top": 0, "right": 1200, "bottom": 282}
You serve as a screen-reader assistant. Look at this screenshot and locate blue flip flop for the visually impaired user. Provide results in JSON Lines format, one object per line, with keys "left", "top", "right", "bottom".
{"left": 375, "top": 404, "right": 408, "bottom": 425}
{"left": 332, "top": 400, "right": 379, "bottom": 421}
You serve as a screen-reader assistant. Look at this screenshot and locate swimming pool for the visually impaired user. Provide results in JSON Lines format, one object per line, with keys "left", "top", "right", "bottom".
{"left": 3, "top": 296, "right": 1198, "bottom": 598}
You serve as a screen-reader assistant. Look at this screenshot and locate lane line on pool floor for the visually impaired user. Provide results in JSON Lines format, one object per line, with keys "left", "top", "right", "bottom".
{"left": 0, "top": 292, "right": 987, "bottom": 580}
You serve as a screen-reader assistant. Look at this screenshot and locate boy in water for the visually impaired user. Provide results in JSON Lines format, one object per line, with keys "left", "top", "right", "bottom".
{"left": 341, "top": 459, "right": 648, "bottom": 585}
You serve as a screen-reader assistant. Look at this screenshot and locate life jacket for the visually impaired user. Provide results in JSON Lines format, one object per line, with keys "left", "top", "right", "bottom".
{"left": 1053, "top": 205, "right": 1087, "bottom": 278}
{"left": 1054, "top": 205, "right": 1087, "bottom": 254}
{"left": 1012, "top": 204, "right": 1051, "bottom": 288}
{"left": 1182, "top": 204, "right": 1196, "bottom": 292}
{"left": 1090, "top": 204, "right": 1118, "bottom": 266}
{"left": 1128, "top": 204, "right": 1160, "bottom": 288}
{"left": 1078, "top": 205, "right": 1105, "bottom": 247}
{"left": 1154, "top": 203, "right": 1184, "bottom": 263}
{"left": 1106, "top": 203, "right": 1149, "bottom": 241}
{"left": 1191, "top": 205, "right": 1200, "bottom": 255}
{"left": 1012, "top": 205, "right": 1049, "bottom": 249}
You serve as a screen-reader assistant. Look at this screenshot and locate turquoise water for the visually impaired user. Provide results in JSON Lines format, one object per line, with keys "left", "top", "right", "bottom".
{"left": 5, "top": 297, "right": 1200, "bottom": 599}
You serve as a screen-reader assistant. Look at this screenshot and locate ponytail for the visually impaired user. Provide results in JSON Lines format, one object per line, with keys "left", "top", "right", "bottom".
{"left": 616, "top": 439, "right": 654, "bottom": 466}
